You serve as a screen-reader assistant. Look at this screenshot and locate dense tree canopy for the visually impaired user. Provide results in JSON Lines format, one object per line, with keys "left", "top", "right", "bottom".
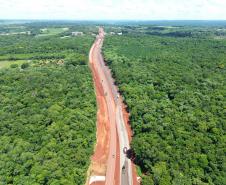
{"left": 0, "top": 61, "right": 96, "bottom": 184}
{"left": 103, "top": 27, "right": 226, "bottom": 185}
{"left": 0, "top": 23, "right": 97, "bottom": 184}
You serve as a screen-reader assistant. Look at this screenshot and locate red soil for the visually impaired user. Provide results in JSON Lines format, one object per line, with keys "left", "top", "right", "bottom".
{"left": 88, "top": 61, "right": 110, "bottom": 177}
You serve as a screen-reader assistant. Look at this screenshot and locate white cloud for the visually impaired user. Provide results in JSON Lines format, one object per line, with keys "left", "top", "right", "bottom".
{"left": 0, "top": 0, "right": 226, "bottom": 20}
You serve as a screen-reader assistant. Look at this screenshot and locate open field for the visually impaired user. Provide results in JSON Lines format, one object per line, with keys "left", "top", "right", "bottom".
{"left": 36, "top": 27, "right": 69, "bottom": 37}
{"left": 0, "top": 60, "right": 28, "bottom": 69}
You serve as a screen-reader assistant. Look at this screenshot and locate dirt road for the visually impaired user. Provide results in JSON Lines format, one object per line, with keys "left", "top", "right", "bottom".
{"left": 88, "top": 27, "right": 138, "bottom": 185}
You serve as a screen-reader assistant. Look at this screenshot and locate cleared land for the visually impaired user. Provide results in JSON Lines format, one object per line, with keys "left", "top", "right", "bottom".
{"left": 0, "top": 60, "right": 28, "bottom": 69}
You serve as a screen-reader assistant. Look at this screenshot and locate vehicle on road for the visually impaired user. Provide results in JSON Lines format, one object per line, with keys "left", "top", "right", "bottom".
{"left": 123, "top": 147, "right": 128, "bottom": 155}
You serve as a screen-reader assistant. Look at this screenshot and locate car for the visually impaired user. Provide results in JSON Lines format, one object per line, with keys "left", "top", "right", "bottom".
{"left": 123, "top": 147, "right": 128, "bottom": 154}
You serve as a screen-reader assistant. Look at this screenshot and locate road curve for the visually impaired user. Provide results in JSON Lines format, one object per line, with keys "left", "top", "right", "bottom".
{"left": 89, "top": 27, "right": 137, "bottom": 185}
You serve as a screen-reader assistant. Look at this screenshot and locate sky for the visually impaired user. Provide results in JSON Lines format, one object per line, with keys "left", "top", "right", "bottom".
{"left": 0, "top": 0, "right": 226, "bottom": 20}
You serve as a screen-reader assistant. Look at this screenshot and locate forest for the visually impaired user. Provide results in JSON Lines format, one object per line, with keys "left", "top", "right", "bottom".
{"left": 103, "top": 26, "right": 226, "bottom": 185}
{"left": 0, "top": 23, "right": 97, "bottom": 184}
{"left": 0, "top": 27, "right": 95, "bottom": 61}
{"left": 1, "top": 21, "right": 226, "bottom": 185}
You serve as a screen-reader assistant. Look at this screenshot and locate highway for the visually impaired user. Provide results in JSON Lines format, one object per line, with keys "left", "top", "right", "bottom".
{"left": 89, "top": 27, "right": 136, "bottom": 185}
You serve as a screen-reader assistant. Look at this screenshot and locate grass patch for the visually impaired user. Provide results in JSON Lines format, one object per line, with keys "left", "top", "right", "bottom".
{"left": 0, "top": 60, "right": 30, "bottom": 69}
{"left": 36, "top": 28, "right": 68, "bottom": 37}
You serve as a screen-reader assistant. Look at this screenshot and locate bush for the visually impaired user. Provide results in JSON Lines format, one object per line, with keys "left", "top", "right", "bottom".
{"left": 10, "top": 63, "right": 19, "bottom": 68}
{"left": 21, "top": 62, "right": 30, "bottom": 69}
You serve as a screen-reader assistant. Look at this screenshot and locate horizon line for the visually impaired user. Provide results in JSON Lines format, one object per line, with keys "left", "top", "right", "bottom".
{"left": 1, "top": 19, "right": 226, "bottom": 21}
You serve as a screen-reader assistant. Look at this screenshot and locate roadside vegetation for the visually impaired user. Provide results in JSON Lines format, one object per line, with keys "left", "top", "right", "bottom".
{"left": 0, "top": 23, "right": 97, "bottom": 184}
{"left": 103, "top": 25, "right": 226, "bottom": 185}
